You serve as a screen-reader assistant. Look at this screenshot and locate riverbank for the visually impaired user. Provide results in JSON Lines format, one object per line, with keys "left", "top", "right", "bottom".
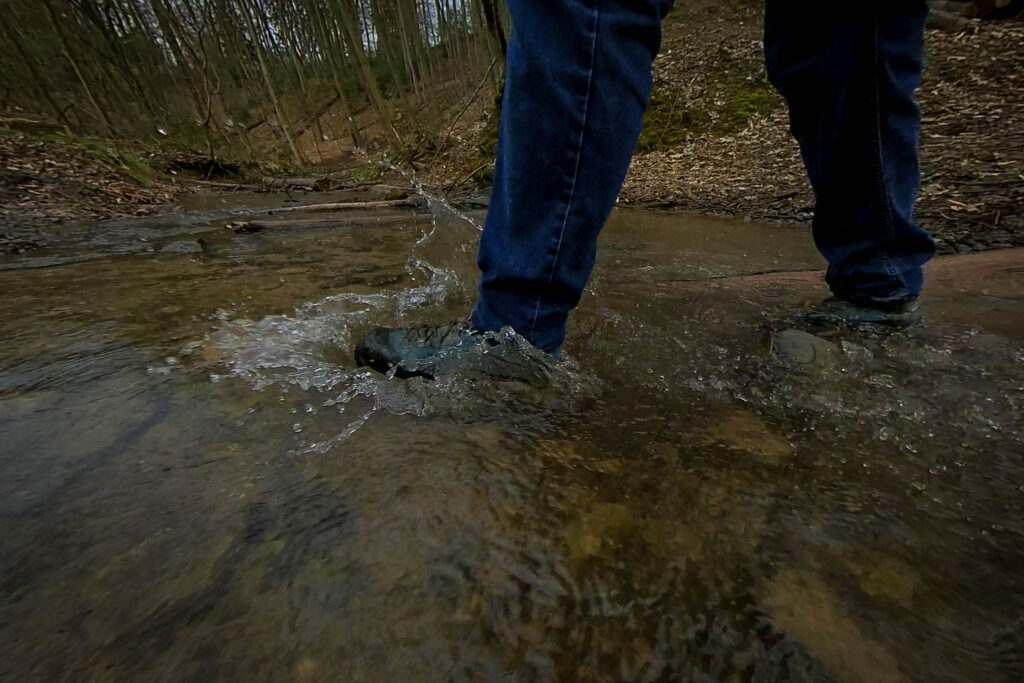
{"left": 3, "top": 5, "right": 1022, "bottom": 256}
{"left": 0, "top": 132, "right": 187, "bottom": 253}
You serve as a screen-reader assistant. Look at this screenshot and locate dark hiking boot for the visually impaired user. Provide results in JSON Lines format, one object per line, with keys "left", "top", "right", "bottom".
{"left": 354, "top": 318, "right": 482, "bottom": 379}
{"left": 354, "top": 318, "right": 557, "bottom": 383}
{"left": 807, "top": 297, "right": 921, "bottom": 327}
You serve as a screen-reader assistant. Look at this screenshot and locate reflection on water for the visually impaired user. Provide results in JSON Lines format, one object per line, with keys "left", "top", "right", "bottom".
{"left": 1, "top": 192, "right": 1022, "bottom": 682}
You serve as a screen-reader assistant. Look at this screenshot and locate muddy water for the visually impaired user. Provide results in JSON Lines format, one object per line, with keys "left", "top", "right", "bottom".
{"left": 1, "top": 195, "right": 1022, "bottom": 682}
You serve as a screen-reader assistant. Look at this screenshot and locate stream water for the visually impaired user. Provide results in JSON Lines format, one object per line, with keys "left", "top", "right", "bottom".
{"left": 1, "top": 191, "right": 1022, "bottom": 682}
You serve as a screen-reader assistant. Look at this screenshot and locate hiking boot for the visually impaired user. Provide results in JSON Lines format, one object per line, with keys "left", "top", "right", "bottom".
{"left": 354, "top": 318, "right": 482, "bottom": 379}
{"left": 354, "top": 319, "right": 559, "bottom": 383}
{"left": 807, "top": 297, "right": 921, "bottom": 327}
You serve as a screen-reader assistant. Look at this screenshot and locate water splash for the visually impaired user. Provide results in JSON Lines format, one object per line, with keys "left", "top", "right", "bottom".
{"left": 388, "top": 159, "right": 484, "bottom": 233}
{"left": 204, "top": 170, "right": 597, "bottom": 450}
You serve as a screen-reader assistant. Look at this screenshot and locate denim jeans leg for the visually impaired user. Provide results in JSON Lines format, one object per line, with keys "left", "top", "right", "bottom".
{"left": 764, "top": 2, "right": 937, "bottom": 306}
{"left": 473, "top": 0, "right": 673, "bottom": 354}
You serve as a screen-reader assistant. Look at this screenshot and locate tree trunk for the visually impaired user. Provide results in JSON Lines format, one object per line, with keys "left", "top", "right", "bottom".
{"left": 239, "top": 0, "right": 305, "bottom": 166}
{"left": 43, "top": 0, "right": 117, "bottom": 136}
{"left": 334, "top": 0, "right": 400, "bottom": 143}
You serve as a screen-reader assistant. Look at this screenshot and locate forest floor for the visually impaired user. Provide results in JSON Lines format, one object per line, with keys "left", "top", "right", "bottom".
{"left": 2, "top": 3, "right": 1022, "bottom": 256}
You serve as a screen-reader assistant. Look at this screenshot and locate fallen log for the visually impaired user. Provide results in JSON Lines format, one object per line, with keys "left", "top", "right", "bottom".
{"left": 267, "top": 197, "right": 425, "bottom": 214}
{"left": 927, "top": 9, "right": 974, "bottom": 31}
{"left": 262, "top": 176, "right": 333, "bottom": 191}
{"left": 929, "top": 0, "right": 1019, "bottom": 18}
{"left": 236, "top": 212, "right": 433, "bottom": 232}
{"left": 929, "top": 0, "right": 979, "bottom": 17}
{"left": 188, "top": 179, "right": 261, "bottom": 191}
{"left": 0, "top": 115, "right": 68, "bottom": 135}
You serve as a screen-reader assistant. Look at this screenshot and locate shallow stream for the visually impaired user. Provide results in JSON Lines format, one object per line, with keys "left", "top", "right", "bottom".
{"left": 1, "top": 192, "right": 1022, "bottom": 681}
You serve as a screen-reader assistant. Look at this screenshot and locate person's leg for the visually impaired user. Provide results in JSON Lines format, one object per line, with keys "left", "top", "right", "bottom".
{"left": 473, "top": 0, "right": 674, "bottom": 354}
{"left": 355, "top": 0, "right": 672, "bottom": 377}
{"left": 764, "top": 2, "right": 936, "bottom": 308}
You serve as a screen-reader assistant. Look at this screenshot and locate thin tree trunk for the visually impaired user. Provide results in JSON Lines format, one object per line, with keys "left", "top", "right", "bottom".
{"left": 334, "top": 0, "right": 400, "bottom": 143}
{"left": 0, "top": 21, "right": 73, "bottom": 131}
{"left": 239, "top": 0, "right": 305, "bottom": 165}
{"left": 43, "top": 0, "right": 117, "bottom": 136}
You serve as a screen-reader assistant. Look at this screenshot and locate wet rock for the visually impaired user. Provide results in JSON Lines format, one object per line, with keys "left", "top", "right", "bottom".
{"left": 160, "top": 239, "right": 203, "bottom": 254}
{"left": 768, "top": 329, "right": 840, "bottom": 366}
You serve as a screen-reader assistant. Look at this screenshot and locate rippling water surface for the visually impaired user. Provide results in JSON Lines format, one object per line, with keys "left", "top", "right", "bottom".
{"left": 1, "top": 191, "right": 1022, "bottom": 682}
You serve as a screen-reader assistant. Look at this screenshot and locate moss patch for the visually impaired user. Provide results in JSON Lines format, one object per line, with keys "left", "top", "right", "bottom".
{"left": 25, "top": 134, "right": 159, "bottom": 186}
{"left": 636, "top": 88, "right": 710, "bottom": 155}
{"left": 708, "top": 48, "right": 782, "bottom": 135}
{"left": 714, "top": 80, "right": 779, "bottom": 134}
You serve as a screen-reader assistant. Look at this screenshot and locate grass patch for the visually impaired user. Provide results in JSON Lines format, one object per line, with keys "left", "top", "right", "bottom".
{"left": 115, "top": 152, "right": 156, "bottom": 184}
{"left": 348, "top": 161, "right": 388, "bottom": 183}
{"left": 77, "top": 140, "right": 157, "bottom": 185}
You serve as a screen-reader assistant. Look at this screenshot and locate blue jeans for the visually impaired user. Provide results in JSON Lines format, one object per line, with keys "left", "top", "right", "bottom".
{"left": 473, "top": 0, "right": 937, "bottom": 354}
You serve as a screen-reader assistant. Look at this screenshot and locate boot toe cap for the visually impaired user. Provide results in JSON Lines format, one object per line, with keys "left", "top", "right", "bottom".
{"left": 354, "top": 327, "right": 401, "bottom": 373}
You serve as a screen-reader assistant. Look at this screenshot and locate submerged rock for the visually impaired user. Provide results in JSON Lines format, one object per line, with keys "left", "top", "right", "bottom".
{"left": 704, "top": 410, "right": 794, "bottom": 465}
{"left": 768, "top": 329, "right": 840, "bottom": 366}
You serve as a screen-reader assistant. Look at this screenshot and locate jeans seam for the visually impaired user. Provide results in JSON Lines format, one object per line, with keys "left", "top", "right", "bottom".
{"left": 871, "top": 20, "right": 903, "bottom": 287}
{"left": 527, "top": 3, "right": 599, "bottom": 338}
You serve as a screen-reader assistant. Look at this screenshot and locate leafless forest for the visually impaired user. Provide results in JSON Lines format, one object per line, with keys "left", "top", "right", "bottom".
{"left": 0, "top": 0, "right": 509, "bottom": 163}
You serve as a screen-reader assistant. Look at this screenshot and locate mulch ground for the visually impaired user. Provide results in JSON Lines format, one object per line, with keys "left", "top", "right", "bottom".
{"left": 422, "top": 3, "right": 1024, "bottom": 255}
{"left": 619, "top": 9, "right": 1024, "bottom": 254}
